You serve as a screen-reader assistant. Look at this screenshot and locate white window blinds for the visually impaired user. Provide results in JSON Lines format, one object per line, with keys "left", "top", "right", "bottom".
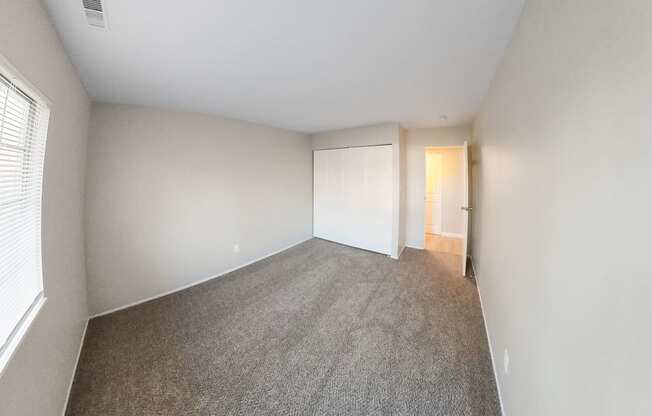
{"left": 0, "top": 70, "right": 49, "bottom": 362}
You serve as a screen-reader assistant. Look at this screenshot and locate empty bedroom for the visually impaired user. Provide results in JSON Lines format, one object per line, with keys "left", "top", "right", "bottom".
{"left": 1, "top": 1, "right": 650, "bottom": 415}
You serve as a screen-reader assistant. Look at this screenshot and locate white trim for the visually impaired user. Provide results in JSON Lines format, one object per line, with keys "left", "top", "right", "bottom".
{"left": 470, "top": 255, "right": 477, "bottom": 277}
{"left": 424, "top": 145, "right": 465, "bottom": 150}
{"left": 473, "top": 256, "right": 506, "bottom": 416}
{"left": 0, "top": 53, "right": 53, "bottom": 107}
{"left": 0, "top": 296, "right": 47, "bottom": 377}
{"left": 61, "top": 318, "right": 88, "bottom": 416}
{"left": 90, "top": 237, "right": 313, "bottom": 319}
{"left": 395, "top": 244, "right": 407, "bottom": 259}
{"left": 405, "top": 244, "right": 425, "bottom": 250}
{"left": 0, "top": 52, "right": 52, "bottom": 379}
{"left": 441, "top": 232, "right": 464, "bottom": 239}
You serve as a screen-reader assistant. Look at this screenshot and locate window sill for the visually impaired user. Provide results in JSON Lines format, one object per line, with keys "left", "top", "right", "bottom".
{"left": 0, "top": 295, "right": 47, "bottom": 377}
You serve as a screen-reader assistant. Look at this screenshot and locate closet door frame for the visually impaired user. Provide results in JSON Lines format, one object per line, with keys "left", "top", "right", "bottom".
{"left": 313, "top": 144, "right": 393, "bottom": 255}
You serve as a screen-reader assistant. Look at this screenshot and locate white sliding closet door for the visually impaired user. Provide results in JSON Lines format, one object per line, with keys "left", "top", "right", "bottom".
{"left": 313, "top": 145, "right": 393, "bottom": 255}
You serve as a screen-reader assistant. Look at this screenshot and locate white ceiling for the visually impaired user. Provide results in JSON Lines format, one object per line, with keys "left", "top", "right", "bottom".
{"left": 44, "top": 0, "right": 524, "bottom": 133}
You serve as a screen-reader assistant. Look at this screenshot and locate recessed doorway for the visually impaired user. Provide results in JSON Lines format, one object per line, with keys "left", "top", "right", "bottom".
{"left": 424, "top": 146, "right": 465, "bottom": 258}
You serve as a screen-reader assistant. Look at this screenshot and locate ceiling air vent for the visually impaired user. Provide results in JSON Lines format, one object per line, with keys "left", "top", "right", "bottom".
{"left": 83, "top": 0, "right": 107, "bottom": 29}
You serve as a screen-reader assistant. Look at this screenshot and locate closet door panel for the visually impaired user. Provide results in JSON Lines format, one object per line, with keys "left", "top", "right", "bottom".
{"left": 313, "top": 145, "right": 392, "bottom": 255}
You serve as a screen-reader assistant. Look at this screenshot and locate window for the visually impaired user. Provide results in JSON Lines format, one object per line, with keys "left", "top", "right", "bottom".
{"left": 0, "top": 65, "right": 50, "bottom": 372}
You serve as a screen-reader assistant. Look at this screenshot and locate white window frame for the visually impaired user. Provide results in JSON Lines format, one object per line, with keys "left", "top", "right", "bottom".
{"left": 0, "top": 54, "right": 51, "bottom": 376}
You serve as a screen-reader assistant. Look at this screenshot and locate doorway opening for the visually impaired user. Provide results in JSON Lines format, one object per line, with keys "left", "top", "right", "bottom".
{"left": 424, "top": 145, "right": 469, "bottom": 271}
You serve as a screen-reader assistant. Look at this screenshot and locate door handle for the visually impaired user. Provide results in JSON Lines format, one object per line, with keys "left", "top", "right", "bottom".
{"left": 461, "top": 206, "right": 473, "bottom": 211}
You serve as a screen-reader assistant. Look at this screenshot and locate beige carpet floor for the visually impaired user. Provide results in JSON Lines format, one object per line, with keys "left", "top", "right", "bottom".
{"left": 66, "top": 238, "right": 500, "bottom": 415}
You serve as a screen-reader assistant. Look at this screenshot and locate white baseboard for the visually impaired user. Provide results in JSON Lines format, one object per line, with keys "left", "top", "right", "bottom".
{"left": 441, "top": 232, "right": 464, "bottom": 239}
{"left": 89, "top": 237, "right": 313, "bottom": 319}
{"left": 62, "top": 318, "right": 88, "bottom": 416}
{"left": 472, "top": 256, "right": 506, "bottom": 416}
{"left": 405, "top": 244, "right": 425, "bottom": 250}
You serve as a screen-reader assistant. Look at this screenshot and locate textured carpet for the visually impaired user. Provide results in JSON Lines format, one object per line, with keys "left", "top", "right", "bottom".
{"left": 66, "top": 238, "right": 501, "bottom": 415}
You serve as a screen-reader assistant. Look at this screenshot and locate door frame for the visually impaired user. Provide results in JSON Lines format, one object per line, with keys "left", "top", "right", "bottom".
{"left": 313, "top": 144, "right": 395, "bottom": 256}
{"left": 423, "top": 145, "right": 465, "bottom": 238}
{"left": 460, "top": 141, "right": 470, "bottom": 276}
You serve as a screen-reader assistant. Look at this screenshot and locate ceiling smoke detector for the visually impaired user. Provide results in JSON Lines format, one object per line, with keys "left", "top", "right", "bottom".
{"left": 82, "top": 0, "right": 107, "bottom": 29}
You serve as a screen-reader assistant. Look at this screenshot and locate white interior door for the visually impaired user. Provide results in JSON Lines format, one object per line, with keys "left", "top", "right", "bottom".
{"left": 461, "top": 141, "right": 470, "bottom": 276}
{"left": 425, "top": 152, "right": 443, "bottom": 235}
{"left": 313, "top": 145, "right": 393, "bottom": 255}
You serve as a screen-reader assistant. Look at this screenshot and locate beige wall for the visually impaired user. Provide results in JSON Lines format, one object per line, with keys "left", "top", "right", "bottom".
{"left": 405, "top": 126, "right": 469, "bottom": 248}
{"left": 311, "top": 123, "right": 404, "bottom": 258}
{"left": 85, "top": 104, "right": 313, "bottom": 315}
{"left": 0, "top": 1, "right": 91, "bottom": 415}
{"left": 473, "top": 0, "right": 652, "bottom": 415}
